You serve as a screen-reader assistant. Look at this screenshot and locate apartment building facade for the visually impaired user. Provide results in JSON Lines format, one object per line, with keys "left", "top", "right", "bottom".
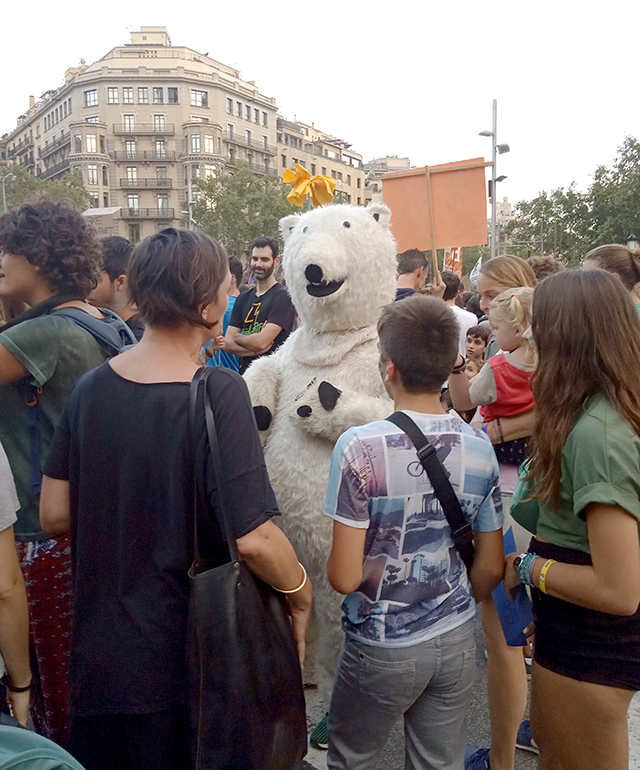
{"left": 363, "top": 156, "right": 411, "bottom": 203}
{"left": 276, "top": 118, "right": 365, "bottom": 205}
{"left": 1, "top": 27, "right": 279, "bottom": 241}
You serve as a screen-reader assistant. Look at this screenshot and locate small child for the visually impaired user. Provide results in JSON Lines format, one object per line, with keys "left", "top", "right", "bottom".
{"left": 324, "top": 295, "right": 504, "bottom": 769}
{"left": 465, "top": 325, "right": 490, "bottom": 366}
{"left": 449, "top": 287, "right": 535, "bottom": 466}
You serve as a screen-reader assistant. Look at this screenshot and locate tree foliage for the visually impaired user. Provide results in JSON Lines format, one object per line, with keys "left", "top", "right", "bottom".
{"left": 190, "top": 161, "right": 297, "bottom": 257}
{"left": 0, "top": 165, "right": 90, "bottom": 212}
{"left": 506, "top": 137, "right": 640, "bottom": 265}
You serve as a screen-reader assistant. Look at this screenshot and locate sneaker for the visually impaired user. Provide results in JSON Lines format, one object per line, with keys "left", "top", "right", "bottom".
{"left": 516, "top": 720, "right": 539, "bottom": 754}
{"left": 310, "top": 713, "right": 329, "bottom": 750}
{"left": 465, "top": 746, "right": 490, "bottom": 769}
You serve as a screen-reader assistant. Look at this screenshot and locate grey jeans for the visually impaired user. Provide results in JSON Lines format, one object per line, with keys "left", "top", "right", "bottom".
{"left": 327, "top": 619, "right": 476, "bottom": 770}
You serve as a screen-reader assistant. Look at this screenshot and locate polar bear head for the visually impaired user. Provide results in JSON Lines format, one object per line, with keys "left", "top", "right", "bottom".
{"left": 279, "top": 203, "right": 397, "bottom": 333}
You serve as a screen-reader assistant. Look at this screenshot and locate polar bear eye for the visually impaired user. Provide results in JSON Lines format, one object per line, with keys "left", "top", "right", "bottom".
{"left": 343, "top": 221, "right": 351, "bottom": 228}
{"left": 303, "top": 227, "right": 308, "bottom": 233}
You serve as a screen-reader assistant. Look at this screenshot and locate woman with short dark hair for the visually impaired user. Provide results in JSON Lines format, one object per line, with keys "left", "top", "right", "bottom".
{"left": 40, "top": 228, "right": 312, "bottom": 770}
{"left": 0, "top": 197, "right": 114, "bottom": 745}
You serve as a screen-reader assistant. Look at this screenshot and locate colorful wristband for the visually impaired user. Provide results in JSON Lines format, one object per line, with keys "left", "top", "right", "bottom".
{"left": 538, "top": 559, "right": 555, "bottom": 594}
{"left": 515, "top": 552, "right": 538, "bottom": 586}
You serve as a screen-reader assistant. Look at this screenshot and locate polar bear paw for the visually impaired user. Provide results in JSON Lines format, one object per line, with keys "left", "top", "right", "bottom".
{"left": 294, "top": 380, "right": 343, "bottom": 439}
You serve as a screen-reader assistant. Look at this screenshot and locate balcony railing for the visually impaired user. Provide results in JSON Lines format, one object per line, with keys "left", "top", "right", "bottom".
{"left": 8, "top": 137, "right": 34, "bottom": 157}
{"left": 226, "top": 134, "right": 276, "bottom": 155}
{"left": 111, "top": 151, "right": 176, "bottom": 161}
{"left": 38, "top": 134, "right": 71, "bottom": 159}
{"left": 37, "top": 159, "right": 70, "bottom": 180}
{"left": 120, "top": 178, "right": 173, "bottom": 188}
{"left": 121, "top": 207, "right": 175, "bottom": 219}
{"left": 113, "top": 123, "right": 175, "bottom": 135}
{"left": 226, "top": 158, "right": 276, "bottom": 176}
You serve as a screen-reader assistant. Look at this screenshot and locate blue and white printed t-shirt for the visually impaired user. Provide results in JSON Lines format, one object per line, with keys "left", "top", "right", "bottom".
{"left": 324, "top": 410, "right": 503, "bottom": 648}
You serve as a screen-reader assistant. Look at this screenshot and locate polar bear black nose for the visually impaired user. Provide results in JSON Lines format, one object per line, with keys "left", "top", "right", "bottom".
{"left": 305, "top": 264, "right": 324, "bottom": 283}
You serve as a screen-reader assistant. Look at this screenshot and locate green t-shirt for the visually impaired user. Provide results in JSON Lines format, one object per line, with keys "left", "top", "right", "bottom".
{"left": 0, "top": 315, "right": 108, "bottom": 540}
{"left": 535, "top": 394, "right": 640, "bottom": 553}
{"left": 635, "top": 302, "right": 640, "bottom": 320}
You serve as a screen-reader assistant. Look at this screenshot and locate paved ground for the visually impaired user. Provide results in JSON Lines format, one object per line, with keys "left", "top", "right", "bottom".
{"left": 298, "top": 616, "right": 640, "bottom": 769}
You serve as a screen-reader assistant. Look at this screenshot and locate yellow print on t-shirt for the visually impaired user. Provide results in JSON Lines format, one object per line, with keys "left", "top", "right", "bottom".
{"left": 242, "top": 302, "right": 265, "bottom": 335}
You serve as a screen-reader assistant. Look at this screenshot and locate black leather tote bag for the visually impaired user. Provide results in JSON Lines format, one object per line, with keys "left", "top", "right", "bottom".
{"left": 187, "top": 368, "right": 307, "bottom": 770}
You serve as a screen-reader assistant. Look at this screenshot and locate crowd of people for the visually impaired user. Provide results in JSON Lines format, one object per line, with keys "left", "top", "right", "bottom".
{"left": 0, "top": 197, "right": 639, "bottom": 770}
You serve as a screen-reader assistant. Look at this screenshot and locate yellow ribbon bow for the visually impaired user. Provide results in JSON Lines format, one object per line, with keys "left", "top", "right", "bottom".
{"left": 283, "top": 163, "right": 338, "bottom": 208}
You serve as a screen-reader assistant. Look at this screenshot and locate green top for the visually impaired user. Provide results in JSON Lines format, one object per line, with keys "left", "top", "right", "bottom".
{"left": 514, "top": 394, "right": 640, "bottom": 553}
{"left": 636, "top": 302, "right": 640, "bottom": 320}
{"left": 0, "top": 315, "right": 108, "bottom": 540}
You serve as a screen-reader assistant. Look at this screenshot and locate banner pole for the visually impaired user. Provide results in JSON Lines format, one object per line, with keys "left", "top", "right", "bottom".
{"left": 424, "top": 166, "right": 439, "bottom": 277}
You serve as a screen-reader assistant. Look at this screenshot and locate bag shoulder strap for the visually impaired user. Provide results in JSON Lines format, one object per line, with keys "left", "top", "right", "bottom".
{"left": 386, "top": 411, "right": 471, "bottom": 543}
{"left": 51, "top": 307, "right": 137, "bottom": 352}
{"left": 189, "top": 368, "right": 239, "bottom": 564}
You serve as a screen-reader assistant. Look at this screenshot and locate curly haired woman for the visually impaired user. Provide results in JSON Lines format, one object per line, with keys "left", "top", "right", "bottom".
{"left": 0, "top": 197, "right": 112, "bottom": 746}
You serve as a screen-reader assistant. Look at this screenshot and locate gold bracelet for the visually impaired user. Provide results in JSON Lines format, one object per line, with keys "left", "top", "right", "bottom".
{"left": 274, "top": 563, "right": 307, "bottom": 594}
{"left": 538, "top": 558, "right": 556, "bottom": 594}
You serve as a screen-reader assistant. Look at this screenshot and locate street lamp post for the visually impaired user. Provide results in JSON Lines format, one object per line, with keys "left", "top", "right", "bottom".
{"left": 0, "top": 171, "right": 17, "bottom": 213}
{"left": 480, "top": 101, "right": 509, "bottom": 260}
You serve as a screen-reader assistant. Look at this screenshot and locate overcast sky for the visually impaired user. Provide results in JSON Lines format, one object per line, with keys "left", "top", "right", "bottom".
{"left": 2, "top": 0, "right": 639, "bottom": 209}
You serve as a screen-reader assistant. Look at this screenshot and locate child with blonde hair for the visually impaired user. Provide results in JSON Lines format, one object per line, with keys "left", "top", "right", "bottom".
{"left": 449, "top": 287, "right": 535, "bottom": 465}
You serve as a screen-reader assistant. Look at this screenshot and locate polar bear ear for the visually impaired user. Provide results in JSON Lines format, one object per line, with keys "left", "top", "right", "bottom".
{"left": 279, "top": 214, "right": 301, "bottom": 246}
{"left": 367, "top": 203, "right": 392, "bottom": 230}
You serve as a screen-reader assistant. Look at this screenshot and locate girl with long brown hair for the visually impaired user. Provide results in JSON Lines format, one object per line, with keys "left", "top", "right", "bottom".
{"left": 506, "top": 269, "right": 640, "bottom": 770}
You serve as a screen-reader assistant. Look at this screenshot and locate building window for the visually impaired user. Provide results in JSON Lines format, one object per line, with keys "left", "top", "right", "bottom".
{"left": 55, "top": 108, "right": 59, "bottom": 123}
{"left": 155, "top": 140, "right": 166, "bottom": 158}
{"left": 73, "top": 165, "right": 82, "bottom": 177}
{"left": 125, "top": 140, "right": 136, "bottom": 158}
{"left": 191, "top": 90, "right": 208, "bottom": 108}
{"left": 191, "top": 134, "right": 201, "bottom": 153}
{"left": 357, "top": 177, "right": 361, "bottom": 189}
{"left": 63, "top": 103, "right": 67, "bottom": 118}
{"left": 127, "top": 194, "right": 139, "bottom": 212}
{"left": 337, "top": 172, "right": 343, "bottom": 182}
{"left": 322, "top": 167, "right": 326, "bottom": 175}
{"left": 87, "top": 165, "right": 98, "bottom": 185}
{"left": 84, "top": 89, "right": 98, "bottom": 107}
{"left": 100, "top": 135, "right": 105, "bottom": 154}
{"left": 157, "top": 194, "right": 169, "bottom": 213}
{"left": 168, "top": 87, "right": 178, "bottom": 104}
{"left": 227, "top": 124, "right": 234, "bottom": 140}
{"left": 122, "top": 88, "right": 134, "bottom": 104}
{"left": 124, "top": 115, "right": 135, "bottom": 132}
{"left": 262, "top": 112, "right": 268, "bottom": 127}
{"left": 138, "top": 87, "right": 149, "bottom": 103}
{"left": 245, "top": 130, "right": 252, "bottom": 145}
{"left": 204, "top": 164, "right": 216, "bottom": 179}
{"left": 102, "top": 166, "right": 108, "bottom": 186}
{"left": 153, "top": 87, "right": 163, "bottom": 104}
{"left": 191, "top": 165, "right": 201, "bottom": 179}
{"left": 126, "top": 166, "right": 137, "bottom": 181}
{"left": 254, "top": 108, "right": 260, "bottom": 124}
{"left": 107, "top": 87, "right": 118, "bottom": 104}
{"left": 86, "top": 134, "right": 97, "bottom": 153}
{"left": 262, "top": 135, "right": 268, "bottom": 149}
{"left": 226, "top": 98, "right": 233, "bottom": 114}
{"left": 128, "top": 224, "right": 141, "bottom": 243}
{"left": 357, "top": 197, "right": 361, "bottom": 205}
{"left": 347, "top": 175, "right": 351, "bottom": 185}
{"left": 281, "top": 154, "right": 286, "bottom": 167}
{"left": 157, "top": 166, "right": 167, "bottom": 180}
{"left": 86, "top": 116, "right": 99, "bottom": 123}
{"left": 236, "top": 101, "right": 242, "bottom": 117}
{"left": 103, "top": 194, "right": 109, "bottom": 207}
{"left": 204, "top": 135, "right": 214, "bottom": 154}
{"left": 245, "top": 105, "right": 251, "bottom": 121}
{"left": 311, "top": 164, "right": 316, "bottom": 175}
{"left": 74, "top": 134, "right": 82, "bottom": 153}
{"left": 90, "top": 194, "right": 100, "bottom": 209}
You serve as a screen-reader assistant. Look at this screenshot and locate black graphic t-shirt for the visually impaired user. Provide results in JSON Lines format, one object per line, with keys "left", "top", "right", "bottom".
{"left": 229, "top": 283, "right": 296, "bottom": 374}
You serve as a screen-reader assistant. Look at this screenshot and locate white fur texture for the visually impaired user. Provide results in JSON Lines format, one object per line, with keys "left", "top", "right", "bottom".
{"left": 244, "top": 203, "right": 397, "bottom": 700}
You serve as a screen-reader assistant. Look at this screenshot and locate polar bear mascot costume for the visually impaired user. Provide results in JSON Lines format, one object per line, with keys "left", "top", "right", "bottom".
{"left": 243, "top": 202, "right": 397, "bottom": 702}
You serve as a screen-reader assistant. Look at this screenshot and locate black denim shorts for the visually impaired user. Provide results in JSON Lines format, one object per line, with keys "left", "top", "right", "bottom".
{"left": 529, "top": 538, "right": 640, "bottom": 691}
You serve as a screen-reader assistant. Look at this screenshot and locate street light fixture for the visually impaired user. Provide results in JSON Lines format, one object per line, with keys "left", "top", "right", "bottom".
{"left": 0, "top": 171, "right": 17, "bottom": 213}
{"left": 479, "top": 100, "right": 510, "bottom": 259}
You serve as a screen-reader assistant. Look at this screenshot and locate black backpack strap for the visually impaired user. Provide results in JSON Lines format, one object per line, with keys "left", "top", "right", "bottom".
{"left": 386, "top": 411, "right": 474, "bottom": 570}
{"left": 52, "top": 307, "right": 137, "bottom": 352}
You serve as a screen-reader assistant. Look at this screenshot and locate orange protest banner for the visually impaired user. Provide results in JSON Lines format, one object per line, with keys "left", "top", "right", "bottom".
{"left": 381, "top": 158, "right": 489, "bottom": 254}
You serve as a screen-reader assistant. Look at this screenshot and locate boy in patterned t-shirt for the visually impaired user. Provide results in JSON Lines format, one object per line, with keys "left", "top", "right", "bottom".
{"left": 324, "top": 295, "right": 504, "bottom": 770}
